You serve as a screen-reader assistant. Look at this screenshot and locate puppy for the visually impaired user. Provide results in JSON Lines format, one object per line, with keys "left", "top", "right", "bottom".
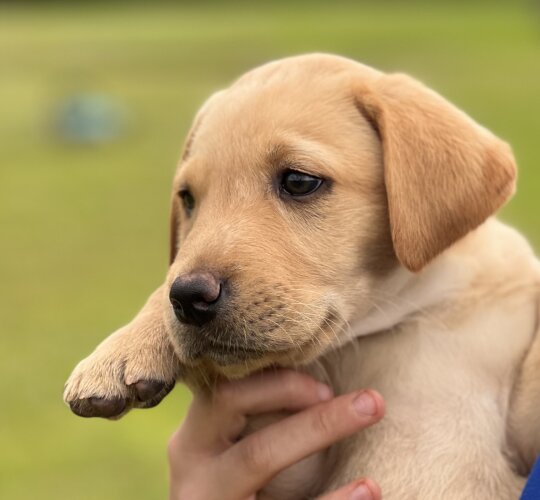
{"left": 64, "top": 54, "right": 540, "bottom": 499}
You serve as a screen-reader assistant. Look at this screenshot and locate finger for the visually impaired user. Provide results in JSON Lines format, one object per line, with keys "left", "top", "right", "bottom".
{"left": 212, "top": 369, "right": 334, "bottom": 414}
{"left": 319, "top": 478, "right": 381, "bottom": 500}
{"left": 177, "top": 370, "right": 334, "bottom": 453}
{"left": 218, "top": 389, "right": 384, "bottom": 498}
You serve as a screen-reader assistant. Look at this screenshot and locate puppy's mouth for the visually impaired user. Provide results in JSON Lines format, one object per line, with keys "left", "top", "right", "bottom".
{"left": 180, "top": 335, "right": 284, "bottom": 365}
{"left": 200, "top": 340, "right": 270, "bottom": 364}
{"left": 175, "top": 307, "right": 342, "bottom": 368}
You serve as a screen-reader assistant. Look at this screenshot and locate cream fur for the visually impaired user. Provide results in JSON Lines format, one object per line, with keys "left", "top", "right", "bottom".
{"left": 64, "top": 54, "right": 540, "bottom": 499}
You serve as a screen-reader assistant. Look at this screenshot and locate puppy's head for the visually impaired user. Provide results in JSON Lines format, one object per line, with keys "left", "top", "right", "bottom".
{"left": 164, "top": 54, "right": 516, "bottom": 377}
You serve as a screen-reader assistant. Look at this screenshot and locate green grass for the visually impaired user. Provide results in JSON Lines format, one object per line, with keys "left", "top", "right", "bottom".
{"left": 1, "top": 2, "right": 539, "bottom": 498}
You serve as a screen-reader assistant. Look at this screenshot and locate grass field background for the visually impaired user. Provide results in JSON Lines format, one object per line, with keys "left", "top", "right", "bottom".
{"left": 1, "top": 2, "right": 539, "bottom": 498}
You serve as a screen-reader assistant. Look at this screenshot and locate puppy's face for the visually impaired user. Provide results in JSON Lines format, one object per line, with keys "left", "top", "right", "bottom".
{"left": 162, "top": 55, "right": 516, "bottom": 378}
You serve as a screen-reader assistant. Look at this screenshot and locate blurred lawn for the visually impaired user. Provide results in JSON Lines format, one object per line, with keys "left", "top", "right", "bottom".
{"left": 0, "top": 2, "right": 539, "bottom": 498}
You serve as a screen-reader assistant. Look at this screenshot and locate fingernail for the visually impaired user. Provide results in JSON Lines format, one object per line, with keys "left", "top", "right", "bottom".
{"left": 350, "top": 483, "right": 373, "bottom": 500}
{"left": 352, "top": 391, "right": 377, "bottom": 416}
{"left": 317, "top": 383, "right": 333, "bottom": 401}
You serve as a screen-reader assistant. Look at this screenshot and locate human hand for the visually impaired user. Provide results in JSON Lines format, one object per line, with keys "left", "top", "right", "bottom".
{"left": 168, "top": 369, "right": 384, "bottom": 500}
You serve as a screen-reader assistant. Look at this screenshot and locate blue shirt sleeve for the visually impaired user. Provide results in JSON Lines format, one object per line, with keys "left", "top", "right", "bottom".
{"left": 522, "top": 456, "right": 540, "bottom": 500}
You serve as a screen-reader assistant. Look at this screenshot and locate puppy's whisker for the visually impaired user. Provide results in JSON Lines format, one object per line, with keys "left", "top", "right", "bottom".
{"left": 268, "top": 318, "right": 301, "bottom": 349}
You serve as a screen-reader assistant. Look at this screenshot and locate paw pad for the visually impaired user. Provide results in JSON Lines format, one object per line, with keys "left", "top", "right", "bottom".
{"left": 67, "top": 379, "right": 176, "bottom": 418}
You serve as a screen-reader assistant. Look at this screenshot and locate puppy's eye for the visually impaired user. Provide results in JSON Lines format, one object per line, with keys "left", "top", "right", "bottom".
{"left": 280, "top": 170, "right": 323, "bottom": 197}
{"left": 178, "top": 189, "right": 195, "bottom": 215}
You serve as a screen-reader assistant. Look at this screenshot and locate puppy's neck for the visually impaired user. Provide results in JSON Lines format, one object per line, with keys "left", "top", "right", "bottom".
{"left": 351, "top": 258, "right": 469, "bottom": 337}
{"left": 351, "top": 221, "right": 504, "bottom": 338}
{"left": 350, "top": 218, "right": 538, "bottom": 339}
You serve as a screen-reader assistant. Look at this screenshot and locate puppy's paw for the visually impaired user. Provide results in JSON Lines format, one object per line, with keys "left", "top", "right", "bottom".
{"left": 64, "top": 324, "right": 179, "bottom": 419}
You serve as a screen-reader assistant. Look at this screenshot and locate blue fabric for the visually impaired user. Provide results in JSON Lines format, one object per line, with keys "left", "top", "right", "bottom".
{"left": 522, "top": 456, "right": 540, "bottom": 500}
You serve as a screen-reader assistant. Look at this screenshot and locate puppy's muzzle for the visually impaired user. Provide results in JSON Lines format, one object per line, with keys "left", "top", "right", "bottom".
{"left": 169, "top": 272, "right": 222, "bottom": 326}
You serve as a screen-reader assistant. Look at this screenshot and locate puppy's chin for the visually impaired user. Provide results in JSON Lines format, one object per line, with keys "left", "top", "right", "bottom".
{"left": 182, "top": 339, "right": 270, "bottom": 366}
{"left": 175, "top": 336, "right": 287, "bottom": 374}
{"left": 171, "top": 331, "right": 338, "bottom": 381}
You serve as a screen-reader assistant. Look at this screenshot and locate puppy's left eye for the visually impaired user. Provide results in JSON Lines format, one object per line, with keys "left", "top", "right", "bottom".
{"left": 178, "top": 189, "right": 195, "bottom": 215}
{"left": 280, "top": 170, "right": 323, "bottom": 197}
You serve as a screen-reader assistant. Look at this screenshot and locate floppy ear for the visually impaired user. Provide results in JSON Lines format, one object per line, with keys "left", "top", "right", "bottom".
{"left": 169, "top": 91, "right": 225, "bottom": 265}
{"left": 358, "top": 74, "right": 516, "bottom": 272}
{"left": 169, "top": 121, "right": 198, "bottom": 265}
{"left": 170, "top": 115, "right": 204, "bottom": 265}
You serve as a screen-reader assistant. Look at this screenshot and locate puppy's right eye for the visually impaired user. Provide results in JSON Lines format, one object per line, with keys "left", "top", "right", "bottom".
{"left": 280, "top": 170, "right": 323, "bottom": 197}
{"left": 178, "top": 189, "right": 195, "bottom": 215}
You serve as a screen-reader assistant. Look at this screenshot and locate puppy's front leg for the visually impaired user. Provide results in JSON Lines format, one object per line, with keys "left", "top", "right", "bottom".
{"left": 64, "top": 285, "right": 181, "bottom": 418}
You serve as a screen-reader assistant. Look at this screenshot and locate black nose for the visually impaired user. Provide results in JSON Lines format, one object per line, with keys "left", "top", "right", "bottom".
{"left": 169, "top": 273, "right": 222, "bottom": 326}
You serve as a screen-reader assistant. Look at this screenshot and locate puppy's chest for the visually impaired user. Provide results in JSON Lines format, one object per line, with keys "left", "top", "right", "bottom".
{"left": 319, "top": 298, "right": 535, "bottom": 497}
{"left": 261, "top": 296, "right": 536, "bottom": 499}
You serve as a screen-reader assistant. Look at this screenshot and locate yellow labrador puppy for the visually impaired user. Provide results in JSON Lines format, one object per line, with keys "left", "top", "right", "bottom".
{"left": 64, "top": 54, "right": 540, "bottom": 499}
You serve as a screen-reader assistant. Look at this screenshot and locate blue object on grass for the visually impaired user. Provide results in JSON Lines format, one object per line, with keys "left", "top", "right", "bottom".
{"left": 521, "top": 455, "right": 540, "bottom": 499}
{"left": 55, "top": 93, "right": 126, "bottom": 144}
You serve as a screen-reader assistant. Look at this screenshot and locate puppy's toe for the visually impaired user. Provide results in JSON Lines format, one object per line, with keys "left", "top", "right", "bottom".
{"left": 65, "top": 332, "right": 180, "bottom": 419}
{"left": 69, "top": 397, "right": 126, "bottom": 418}
{"left": 132, "top": 379, "right": 176, "bottom": 408}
